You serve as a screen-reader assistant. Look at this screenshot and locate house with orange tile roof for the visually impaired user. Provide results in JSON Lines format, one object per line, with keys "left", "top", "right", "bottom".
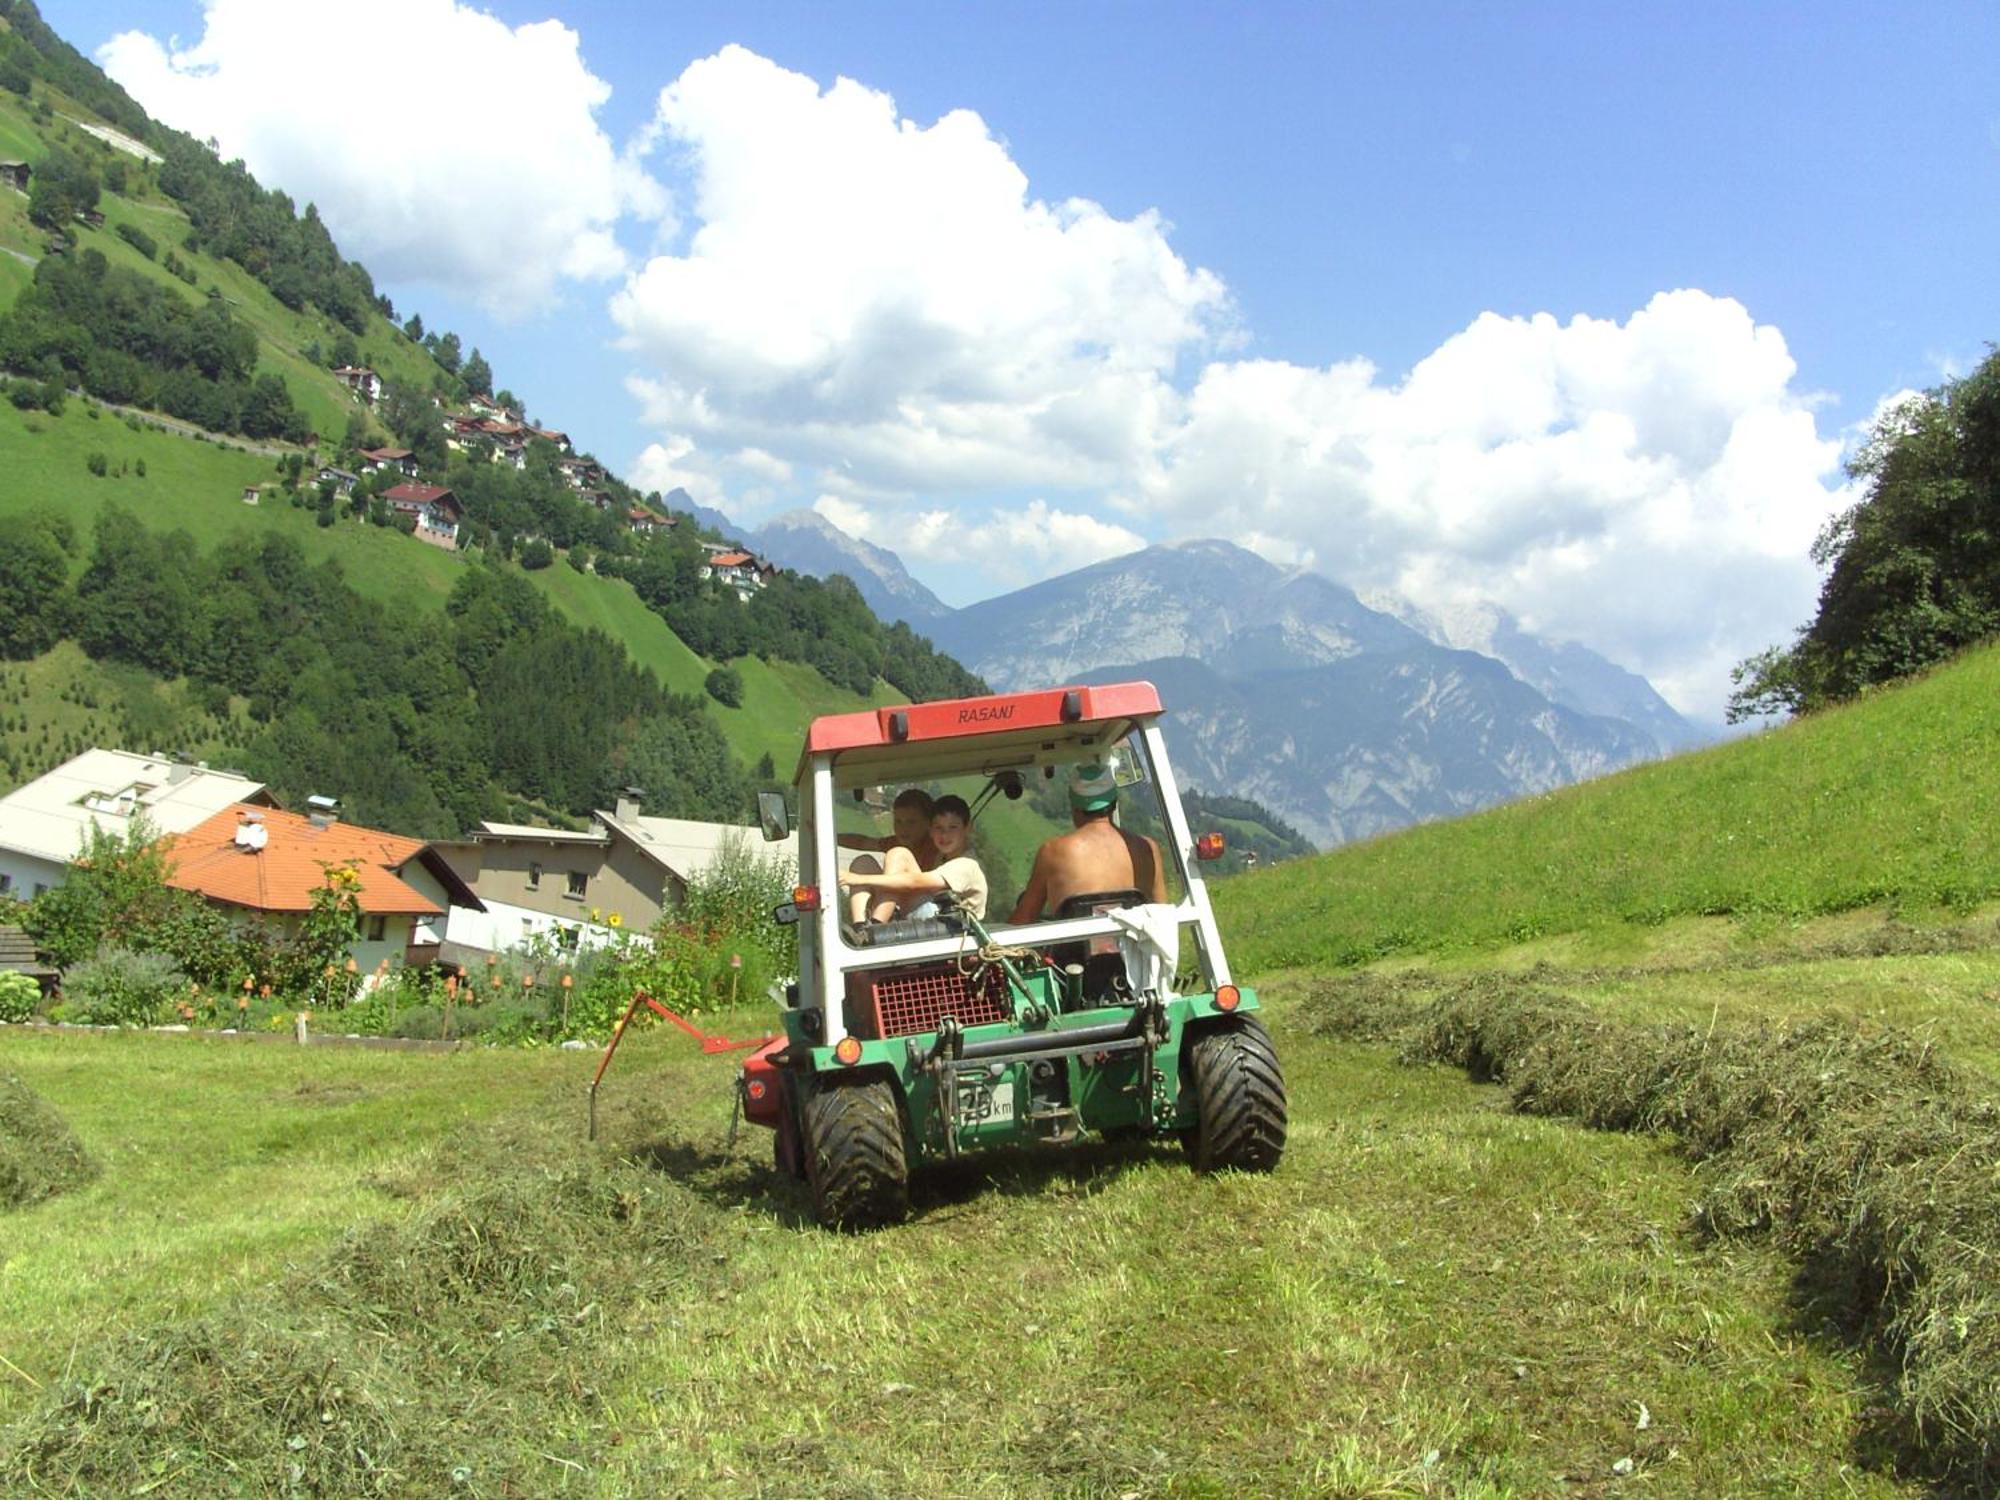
{"left": 699, "top": 548, "right": 774, "bottom": 597}
{"left": 165, "top": 803, "right": 483, "bottom": 974}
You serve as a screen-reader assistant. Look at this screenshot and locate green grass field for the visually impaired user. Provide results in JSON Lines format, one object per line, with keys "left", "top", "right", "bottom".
{"left": 0, "top": 1000, "right": 1922, "bottom": 1495}
{"left": 1216, "top": 643, "right": 2000, "bottom": 975}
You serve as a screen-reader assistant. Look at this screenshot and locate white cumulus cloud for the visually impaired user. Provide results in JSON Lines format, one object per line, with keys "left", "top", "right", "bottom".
{"left": 99, "top": 0, "right": 663, "bottom": 312}
{"left": 1143, "top": 291, "right": 1850, "bottom": 716}
{"left": 612, "top": 45, "right": 1228, "bottom": 496}
{"left": 814, "top": 496, "right": 1143, "bottom": 587}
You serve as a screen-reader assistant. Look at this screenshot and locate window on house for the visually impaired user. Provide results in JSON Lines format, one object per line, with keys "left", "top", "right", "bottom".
{"left": 0, "top": 874, "right": 10, "bottom": 894}
{"left": 566, "top": 870, "right": 588, "bottom": 898}
{"left": 365, "top": 915, "right": 387, "bottom": 942}
{"left": 527, "top": 861, "right": 542, "bottom": 890}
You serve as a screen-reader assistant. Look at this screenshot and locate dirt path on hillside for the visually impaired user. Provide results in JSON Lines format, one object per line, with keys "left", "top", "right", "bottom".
{"left": 81, "top": 395, "right": 296, "bottom": 457}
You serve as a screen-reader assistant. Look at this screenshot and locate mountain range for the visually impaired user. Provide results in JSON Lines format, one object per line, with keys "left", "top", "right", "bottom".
{"left": 721, "top": 518, "right": 1705, "bottom": 848}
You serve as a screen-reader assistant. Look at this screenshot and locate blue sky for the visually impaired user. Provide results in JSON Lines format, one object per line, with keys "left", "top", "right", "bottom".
{"left": 42, "top": 1, "right": 2000, "bottom": 712}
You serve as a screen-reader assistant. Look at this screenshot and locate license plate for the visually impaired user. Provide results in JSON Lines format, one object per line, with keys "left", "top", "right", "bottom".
{"left": 956, "top": 1075, "right": 1015, "bottom": 1126}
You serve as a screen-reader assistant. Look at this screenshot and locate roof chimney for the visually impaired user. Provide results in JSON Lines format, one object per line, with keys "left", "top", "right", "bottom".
{"left": 166, "top": 761, "right": 192, "bottom": 785}
{"left": 306, "top": 794, "right": 339, "bottom": 829}
{"left": 614, "top": 787, "right": 643, "bottom": 824}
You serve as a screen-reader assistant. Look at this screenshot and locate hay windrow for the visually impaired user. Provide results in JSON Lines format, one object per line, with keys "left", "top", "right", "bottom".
{"left": 6, "top": 1115, "right": 729, "bottom": 1497}
{"left": 0, "top": 1073, "right": 98, "bottom": 1209}
{"left": 1348, "top": 978, "right": 2000, "bottom": 1487}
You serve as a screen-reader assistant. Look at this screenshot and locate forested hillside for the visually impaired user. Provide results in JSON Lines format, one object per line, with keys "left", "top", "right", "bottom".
{"left": 0, "top": 0, "right": 981, "bottom": 832}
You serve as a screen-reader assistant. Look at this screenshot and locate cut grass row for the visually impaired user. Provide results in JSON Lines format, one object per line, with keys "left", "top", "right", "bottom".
{"left": 0, "top": 1000, "right": 1915, "bottom": 1495}
{"left": 1216, "top": 642, "right": 2000, "bottom": 975}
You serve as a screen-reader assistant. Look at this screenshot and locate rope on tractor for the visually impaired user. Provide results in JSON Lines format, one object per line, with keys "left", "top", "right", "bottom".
{"left": 956, "top": 934, "right": 1051, "bottom": 1012}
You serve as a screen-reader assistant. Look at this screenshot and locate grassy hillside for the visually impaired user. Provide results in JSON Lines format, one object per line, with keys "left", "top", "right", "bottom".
{"left": 0, "top": 78, "right": 941, "bottom": 800}
{"left": 1217, "top": 642, "right": 2000, "bottom": 973}
{"left": 0, "top": 641, "right": 247, "bottom": 791}
{"left": 0, "top": 88, "right": 441, "bottom": 442}
{"left": 0, "top": 397, "right": 909, "bottom": 791}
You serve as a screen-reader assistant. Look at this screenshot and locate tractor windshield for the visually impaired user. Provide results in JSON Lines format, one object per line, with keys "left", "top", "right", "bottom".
{"left": 830, "top": 727, "right": 1191, "bottom": 930}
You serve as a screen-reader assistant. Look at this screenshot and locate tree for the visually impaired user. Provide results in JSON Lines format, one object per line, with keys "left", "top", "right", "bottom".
{"left": 704, "top": 665, "right": 743, "bottom": 707}
{"left": 26, "top": 146, "right": 98, "bottom": 230}
{"left": 432, "top": 330, "right": 462, "bottom": 374}
{"left": 24, "top": 815, "right": 179, "bottom": 967}
{"left": 461, "top": 346, "right": 492, "bottom": 396}
{"left": 403, "top": 312, "right": 425, "bottom": 342}
{"left": 519, "top": 537, "right": 554, "bottom": 570}
{"left": 329, "top": 330, "right": 360, "bottom": 370}
{"left": 0, "top": 524, "right": 69, "bottom": 658}
{"left": 1729, "top": 348, "right": 2000, "bottom": 721}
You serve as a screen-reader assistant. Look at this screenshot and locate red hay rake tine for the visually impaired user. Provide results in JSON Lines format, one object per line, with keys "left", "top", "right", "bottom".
{"left": 587, "top": 989, "right": 768, "bottom": 1140}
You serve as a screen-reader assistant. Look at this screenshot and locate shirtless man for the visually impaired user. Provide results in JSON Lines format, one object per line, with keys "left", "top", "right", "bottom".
{"left": 838, "top": 788, "right": 938, "bottom": 923}
{"left": 840, "top": 795, "right": 988, "bottom": 922}
{"left": 1008, "top": 763, "right": 1168, "bottom": 924}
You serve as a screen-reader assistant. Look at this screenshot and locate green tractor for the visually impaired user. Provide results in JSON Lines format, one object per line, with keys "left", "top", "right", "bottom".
{"left": 740, "top": 680, "right": 1286, "bottom": 1229}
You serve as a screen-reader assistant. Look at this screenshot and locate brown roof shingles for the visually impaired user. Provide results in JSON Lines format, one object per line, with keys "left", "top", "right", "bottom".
{"left": 166, "top": 805, "right": 442, "bottom": 915}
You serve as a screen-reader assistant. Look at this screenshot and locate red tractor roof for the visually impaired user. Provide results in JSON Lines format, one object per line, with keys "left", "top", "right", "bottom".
{"left": 806, "top": 682, "right": 1161, "bottom": 757}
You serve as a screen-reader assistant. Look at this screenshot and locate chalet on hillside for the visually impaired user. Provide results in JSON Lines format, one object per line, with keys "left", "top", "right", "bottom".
{"left": 465, "top": 393, "right": 515, "bottom": 422}
{"left": 557, "top": 456, "right": 605, "bottom": 490}
{"left": 700, "top": 549, "right": 774, "bottom": 596}
{"left": 628, "top": 507, "right": 669, "bottom": 536}
{"left": 166, "top": 804, "right": 483, "bottom": 974}
{"left": 383, "top": 482, "right": 463, "bottom": 549}
{"left": 1, "top": 161, "right": 31, "bottom": 193}
{"left": 530, "top": 426, "right": 572, "bottom": 454}
{"left": 316, "top": 465, "right": 359, "bottom": 496}
{"left": 334, "top": 366, "right": 382, "bottom": 404}
{"left": 360, "top": 446, "right": 418, "bottom": 478}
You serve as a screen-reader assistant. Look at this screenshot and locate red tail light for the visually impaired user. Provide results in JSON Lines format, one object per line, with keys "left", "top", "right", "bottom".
{"left": 792, "top": 885, "right": 821, "bottom": 912}
{"left": 1195, "top": 832, "right": 1226, "bottom": 861}
{"left": 1214, "top": 984, "right": 1241, "bottom": 1012}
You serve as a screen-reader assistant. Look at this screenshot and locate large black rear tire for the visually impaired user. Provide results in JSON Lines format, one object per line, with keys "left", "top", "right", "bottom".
{"left": 1186, "top": 1017, "right": 1287, "bottom": 1173}
{"left": 801, "top": 1075, "right": 910, "bottom": 1229}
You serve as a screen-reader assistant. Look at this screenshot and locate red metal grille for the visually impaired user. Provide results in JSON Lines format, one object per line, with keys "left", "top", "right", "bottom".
{"left": 864, "top": 965, "right": 1012, "bottom": 1037}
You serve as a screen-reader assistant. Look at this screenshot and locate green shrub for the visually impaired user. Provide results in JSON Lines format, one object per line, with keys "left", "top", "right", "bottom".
{"left": 0, "top": 972, "right": 40, "bottom": 1024}
{"left": 703, "top": 665, "right": 743, "bottom": 707}
{"left": 85, "top": 451, "right": 107, "bottom": 477}
{"left": 114, "top": 222, "right": 156, "bottom": 260}
{"left": 61, "top": 947, "right": 187, "bottom": 1026}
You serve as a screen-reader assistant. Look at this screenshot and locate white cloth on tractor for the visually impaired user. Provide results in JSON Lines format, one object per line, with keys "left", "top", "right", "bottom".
{"left": 1109, "top": 903, "right": 1180, "bottom": 997}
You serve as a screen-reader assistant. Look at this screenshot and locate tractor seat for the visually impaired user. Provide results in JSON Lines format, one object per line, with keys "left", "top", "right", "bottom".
{"left": 1056, "top": 889, "right": 1147, "bottom": 919}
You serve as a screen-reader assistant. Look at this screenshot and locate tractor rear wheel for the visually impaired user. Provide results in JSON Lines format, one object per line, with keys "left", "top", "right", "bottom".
{"left": 801, "top": 1075, "right": 909, "bottom": 1229}
{"left": 1186, "top": 1017, "right": 1287, "bottom": 1173}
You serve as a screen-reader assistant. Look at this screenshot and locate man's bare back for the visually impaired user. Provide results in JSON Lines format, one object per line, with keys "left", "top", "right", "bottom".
{"left": 1009, "top": 816, "right": 1168, "bottom": 923}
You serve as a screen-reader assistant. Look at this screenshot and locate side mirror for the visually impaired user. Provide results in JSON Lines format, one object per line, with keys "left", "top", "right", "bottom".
{"left": 757, "top": 791, "right": 790, "bottom": 842}
{"left": 772, "top": 900, "right": 800, "bottom": 926}
{"left": 997, "top": 770, "right": 1024, "bottom": 801}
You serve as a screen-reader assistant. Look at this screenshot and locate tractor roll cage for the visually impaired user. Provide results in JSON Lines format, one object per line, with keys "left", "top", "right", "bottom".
{"left": 794, "top": 688, "right": 1235, "bottom": 1048}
